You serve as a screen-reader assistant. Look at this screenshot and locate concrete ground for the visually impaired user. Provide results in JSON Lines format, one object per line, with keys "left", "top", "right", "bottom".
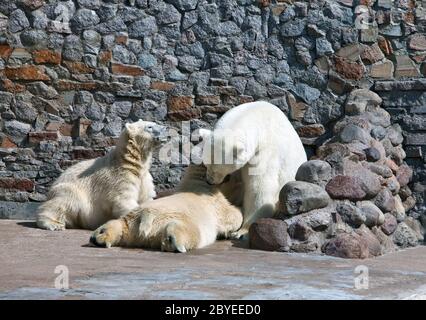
{"left": 0, "top": 220, "right": 425, "bottom": 300}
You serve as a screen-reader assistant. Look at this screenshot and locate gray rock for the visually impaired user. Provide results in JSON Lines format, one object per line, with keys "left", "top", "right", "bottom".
{"left": 20, "top": 30, "right": 47, "bottom": 48}
{"left": 392, "top": 222, "right": 419, "bottom": 248}
{"left": 293, "top": 83, "right": 320, "bottom": 104}
{"left": 364, "top": 147, "right": 381, "bottom": 162}
{"left": 128, "top": 16, "right": 158, "bottom": 38}
{"left": 371, "top": 126, "right": 387, "bottom": 140}
{"left": 27, "top": 82, "right": 58, "bottom": 100}
{"left": 337, "top": 202, "right": 366, "bottom": 228}
{"left": 77, "top": 0, "right": 101, "bottom": 10}
{"left": 167, "top": 0, "right": 199, "bottom": 11}
{"left": 4, "top": 120, "right": 31, "bottom": 137}
{"left": 110, "top": 101, "right": 132, "bottom": 118}
{"left": 103, "top": 117, "right": 123, "bottom": 137}
{"left": 9, "top": 9, "right": 29, "bottom": 33}
{"left": 295, "top": 160, "right": 332, "bottom": 187}
{"left": 386, "top": 124, "right": 404, "bottom": 146}
{"left": 357, "top": 201, "right": 385, "bottom": 227}
{"left": 71, "top": 9, "right": 100, "bottom": 31}
{"left": 82, "top": 30, "right": 101, "bottom": 55}
{"left": 280, "top": 18, "right": 305, "bottom": 37}
{"left": 63, "top": 35, "right": 84, "bottom": 61}
{"left": 340, "top": 124, "right": 371, "bottom": 144}
{"left": 138, "top": 53, "right": 157, "bottom": 69}
{"left": 284, "top": 206, "right": 333, "bottom": 231}
{"left": 12, "top": 98, "right": 38, "bottom": 123}
{"left": 316, "top": 37, "right": 334, "bottom": 56}
{"left": 113, "top": 45, "right": 136, "bottom": 65}
{"left": 279, "top": 181, "right": 331, "bottom": 216}
{"left": 374, "top": 188, "right": 395, "bottom": 213}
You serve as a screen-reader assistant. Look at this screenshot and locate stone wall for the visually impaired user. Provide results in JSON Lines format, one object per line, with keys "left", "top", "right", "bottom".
{"left": 0, "top": 0, "right": 425, "bottom": 220}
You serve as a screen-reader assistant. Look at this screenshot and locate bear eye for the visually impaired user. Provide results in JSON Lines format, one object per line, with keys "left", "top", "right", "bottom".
{"left": 99, "top": 229, "right": 105, "bottom": 234}
{"left": 168, "top": 235, "right": 173, "bottom": 243}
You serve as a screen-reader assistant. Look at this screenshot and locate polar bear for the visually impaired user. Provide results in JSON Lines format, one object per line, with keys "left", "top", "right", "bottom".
{"left": 89, "top": 165, "right": 243, "bottom": 252}
{"left": 36, "top": 120, "right": 167, "bottom": 231}
{"left": 200, "top": 101, "right": 307, "bottom": 239}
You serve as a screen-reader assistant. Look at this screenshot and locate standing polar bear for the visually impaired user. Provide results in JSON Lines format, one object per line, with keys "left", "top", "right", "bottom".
{"left": 89, "top": 165, "right": 243, "bottom": 252}
{"left": 200, "top": 101, "right": 307, "bottom": 239}
{"left": 36, "top": 120, "right": 167, "bottom": 231}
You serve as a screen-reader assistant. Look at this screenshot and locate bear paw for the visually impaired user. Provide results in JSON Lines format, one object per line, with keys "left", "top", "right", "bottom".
{"left": 37, "top": 219, "right": 65, "bottom": 231}
{"left": 230, "top": 229, "right": 249, "bottom": 241}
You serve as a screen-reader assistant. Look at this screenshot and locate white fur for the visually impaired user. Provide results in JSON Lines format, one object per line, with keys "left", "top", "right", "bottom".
{"left": 202, "top": 101, "right": 307, "bottom": 237}
{"left": 36, "top": 120, "right": 164, "bottom": 231}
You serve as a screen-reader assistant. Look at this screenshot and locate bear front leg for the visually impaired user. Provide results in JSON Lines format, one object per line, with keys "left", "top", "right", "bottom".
{"left": 230, "top": 181, "right": 278, "bottom": 240}
{"left": 36, "top": 199, "right": 67, "bottom": 231}
{"left": 112, "top": 199, "right": 140, "bottom": 218}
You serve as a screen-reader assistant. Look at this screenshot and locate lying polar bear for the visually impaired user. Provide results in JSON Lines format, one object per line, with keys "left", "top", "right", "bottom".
{"left": 36, "top": 120, "right": 166, "bottom": 231}
{"left": 200, "top": 101, "right": 307, "bottom": 239}
{"left": 89, "top": 165, "right": 243, "bottom": 252}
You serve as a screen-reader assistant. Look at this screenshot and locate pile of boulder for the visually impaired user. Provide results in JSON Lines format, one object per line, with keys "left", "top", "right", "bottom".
{"left": 249, "top": 89, "right": 424, "bottom": 259}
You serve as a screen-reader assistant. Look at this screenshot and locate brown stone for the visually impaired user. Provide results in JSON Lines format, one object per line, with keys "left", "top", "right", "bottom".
{"left": 249, "top": 218, "right": 289, "bottom": 252}
{"left": 370, "top": 59, "right": 394, "bottom": 79}
{"left": 334, "top": 56, "right": 365, "bottom": 80}
{"left": 258, "top": 0, "right": 270, "bottom": 7}
{"left": 239, "top": 95, "right": 254, "bottom": 104}
{"left": 287, "top": 93, "right": 307, "bottom": 121}
{"left": 381, "top": 213, "right": 398, "bottom": 235}
{"left": 150, "top": 81, "right": 175, "bottom": 91}
{"left": 63, "top": 61, "right": 95, "bottom": 74}
{"left": 385, "top": 158, "right": 399, "bottom": 173}
{"left": 167, "top": 96, "right": 194, "bottom": 112}
{"left": 296, "top": 124, "right": 325, "bottom": 138}
{"left": 396, "top": 164, "right": 413, "bottom": 187}
{"left": 395, "top": 55, "right": 420, "bottom": 78}
{"left": 56, "top": 80, "right": 98, "bottom": 91}
{"left": 59, "top": 123, "right": 73, "bottom": 137}
{"left": 326, "top": 175, "right": 367, "bottom": 201}
{"left": 411, "top": 53, "right": 426, "bottom": 64}
{"left": 33, "top": 49, "right": 61, "bottom": 65}
{"left": 167, "top": 109, "right": 201, "bottom": 121}
{"left": 111, "top": 63, "right": 144, "bottom": 76}
{"left": 98, "top": 50, "right": 112, "bottom": 65}
{"left": 377, "top": 36, "right": 393, "bottom": 56}
{"left": 355, "top": 225, "right": 382, "bottom": 257}
{"left": 0, "top": 136, "right": 17, "bottom": 148}
{"left": 72, "top": 149, "right": 104, "bottom": 160}
{"left": 195, "top": 95, "right": 221, "bottom": 106}
{"left": 20, "top": 0, "right": 45, "bottom": 10}
{"left": 361, "top": 43, "right": 385, "bottom": 64}
{"left": 115, "top": 35, "right": 128, "bottom": 45}
{"left": 5, "top": 66, "right": 50, "bottom": 81}
{"left": 0, "top": 178, "right": 34, "bottom": 192}
{"left": 403, "top": 196, "right": 416, "bottom": 212}
{"left": 0, "top": 44, "right": 13, "bottom": 60}
{"left": 72, "top": 118, "right": 92, "bottom": 138}
{"left": 408, "top": 33, "right": 426, "bottom": 51}
{"left": 323, "top": 233, "right": 369, "bottom": 259}
{"left": 336, "top": 44, "right": 360, "bottom": 61}
{"left": 374, "top": 188, "right": 395, "bottom": 213}
{"left": 0, "top": 79, "right": 26, "bottom": 93}
{"left": 28, "top": 131, "right": 59, "bottom": 145}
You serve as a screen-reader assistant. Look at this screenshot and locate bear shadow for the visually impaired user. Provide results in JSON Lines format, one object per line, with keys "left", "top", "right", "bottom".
{"left": 16, "top": 221, "right": 38, "bottom": 229}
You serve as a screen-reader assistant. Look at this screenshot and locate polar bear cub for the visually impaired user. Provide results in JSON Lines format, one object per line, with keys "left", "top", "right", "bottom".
{"left": 200, "top": 101, "right": 307, "bottom": 239}
{"left": 36, "top": 120, "right": 167, "bottom": 231}
{"left": 89, "top": 165, "right": 243, "bottom": 252}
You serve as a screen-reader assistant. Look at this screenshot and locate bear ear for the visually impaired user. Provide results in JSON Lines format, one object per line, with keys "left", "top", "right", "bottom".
{"left": 125, "top": 122, "right": 136, "bottom": 136}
